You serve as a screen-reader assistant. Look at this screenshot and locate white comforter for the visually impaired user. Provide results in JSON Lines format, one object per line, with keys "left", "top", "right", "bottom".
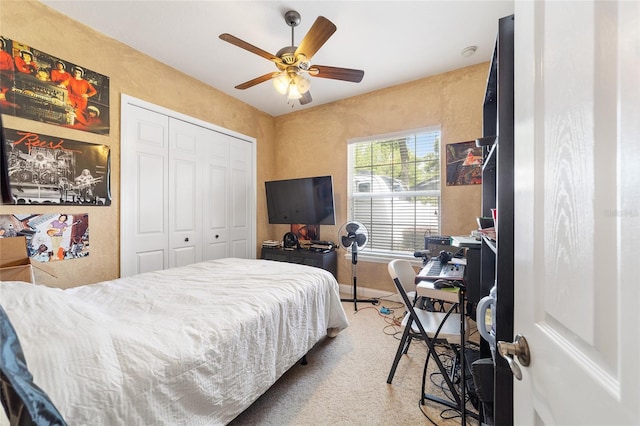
{"left": 0, "top": 258, "right": 349, "bottom": 425}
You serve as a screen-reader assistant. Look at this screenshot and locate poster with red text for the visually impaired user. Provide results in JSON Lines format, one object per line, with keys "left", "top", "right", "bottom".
{"left": 1, "top": 128, "right": 110, "bottom": 205}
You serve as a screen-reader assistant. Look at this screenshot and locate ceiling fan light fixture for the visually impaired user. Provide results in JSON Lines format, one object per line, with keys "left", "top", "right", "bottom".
{"left": 273, "top": 73, "right": 289, "bottom": 95}
{"left": 294, "top": 74, "right": 310, "bottom": 94}
{"left": 287, "top": 83, "right": 302, "bottom": 100}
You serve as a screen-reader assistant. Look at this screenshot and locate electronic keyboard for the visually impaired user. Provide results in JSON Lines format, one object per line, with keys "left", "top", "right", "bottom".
{"left": 416, "top": 258, "right": 465, "bottom": 281}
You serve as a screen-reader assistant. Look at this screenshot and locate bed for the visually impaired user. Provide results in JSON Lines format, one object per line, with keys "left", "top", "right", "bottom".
{"left": 0, "top": 257, "right": 349, "bottom": 425}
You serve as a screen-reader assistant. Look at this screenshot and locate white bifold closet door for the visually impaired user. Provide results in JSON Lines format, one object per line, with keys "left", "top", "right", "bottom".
{"left": 203, "top": 123, "right": 253, "bottom": 261}
{"left": 121, "top": 101, "right": 253, "bottom": 277}
{"left": 168, "top": 117, "right": 204, "bottom": 267}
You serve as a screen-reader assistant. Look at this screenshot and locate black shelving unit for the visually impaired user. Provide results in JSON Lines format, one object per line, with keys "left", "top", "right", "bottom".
{"left": 478, "top": 14, "right": 515, "bottom": 426}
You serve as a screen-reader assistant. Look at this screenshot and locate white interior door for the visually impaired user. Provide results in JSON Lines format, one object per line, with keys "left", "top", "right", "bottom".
{"left": 201, "top": 132, "right": 253, "bottom": 260}
{"left": 228, "top": 137, "right": 252, "bottom": 258}
{"left": 512, "top": 1, "right": 640, "bottom": 424}
{"left": 203, "top": 130, "right": 229, "bottom": 260}
{"left": 121, "top": 105, "right": 169, "bottom": 276}
{"left": 168, "top": 118, "right": 204, "bottom": 267}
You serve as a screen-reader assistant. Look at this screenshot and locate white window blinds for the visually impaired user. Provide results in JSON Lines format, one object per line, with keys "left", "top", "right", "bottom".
{"left": 348, "top": 128, "right": 441, "bottom": 255}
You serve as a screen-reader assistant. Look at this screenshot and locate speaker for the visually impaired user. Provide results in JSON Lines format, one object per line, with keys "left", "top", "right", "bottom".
{"left": 283, "top": 232, "right": 299, "bottom": 249}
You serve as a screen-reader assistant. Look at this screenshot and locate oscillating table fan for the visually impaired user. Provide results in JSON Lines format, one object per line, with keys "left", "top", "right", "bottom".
{"left": 338, "top": 221, "right": 378, "bottom": 311}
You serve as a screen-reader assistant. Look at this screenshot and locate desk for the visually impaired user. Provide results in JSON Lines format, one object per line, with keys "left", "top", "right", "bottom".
{"left": 416, "top": 280, "right": 460, "bottom": 304}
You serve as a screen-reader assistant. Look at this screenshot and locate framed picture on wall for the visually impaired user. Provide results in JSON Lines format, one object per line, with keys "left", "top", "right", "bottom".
{"left": 0, "top": 213, "right": 89, "bottom": 262}
{"left": 1, "top": 127, "right": 111, "bottom": 205}
{"left": 445, "top": 140, "right": 483, "bottom": 186}
{"left": 0, "top": 36, "right": 110, "bottom": 135}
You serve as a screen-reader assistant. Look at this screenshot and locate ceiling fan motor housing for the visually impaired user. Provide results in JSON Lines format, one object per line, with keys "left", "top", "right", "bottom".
{"left": 276, "top": 46, "right": 298, "bottom": 66}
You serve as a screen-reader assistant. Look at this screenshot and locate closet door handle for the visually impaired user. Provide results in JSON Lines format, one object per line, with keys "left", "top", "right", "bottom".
{"left": 184, "top": 237, "right": 189, "bottom": 242}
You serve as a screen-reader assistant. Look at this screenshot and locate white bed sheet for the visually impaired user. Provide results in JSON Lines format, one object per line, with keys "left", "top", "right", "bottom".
{"left": 0, "top": 258, "right": 349, "bottom": 425}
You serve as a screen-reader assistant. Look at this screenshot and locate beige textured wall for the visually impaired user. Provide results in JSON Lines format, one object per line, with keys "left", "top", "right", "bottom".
{"left": 271, "top": 65, "right": 486, "bottom": 292}
{"left": 0, "top": 1, "right": 275, "bottom": 287}
{"left": 1, "top": 1, "right": 486, "bottom": 294}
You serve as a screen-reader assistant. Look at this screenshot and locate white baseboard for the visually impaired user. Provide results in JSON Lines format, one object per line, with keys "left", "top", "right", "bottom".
{"left": 338, "top": 283, "right": 401, "bottom": 303}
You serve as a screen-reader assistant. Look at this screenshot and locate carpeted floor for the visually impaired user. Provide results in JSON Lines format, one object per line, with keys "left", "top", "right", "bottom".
{"left": 230, "top": 300, "right": 481, "bottom": 425}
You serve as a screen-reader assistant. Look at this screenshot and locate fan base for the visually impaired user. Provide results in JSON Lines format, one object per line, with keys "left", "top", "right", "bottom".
{"left": 340, "top": 297, "right": 379, "bottom": 312}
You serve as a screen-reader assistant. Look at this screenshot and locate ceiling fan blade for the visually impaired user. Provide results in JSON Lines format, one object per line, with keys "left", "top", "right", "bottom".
{"left": 299, "top": 91, "right": 313, "bottom": 105}
{"left": 309, "top": 65, "right": 364, "bottom": 83}
{"left": 294, "top": 16, "right": 336, "bottom": 61}
{"left": 235, "top": 73, "right": 277, "bottom": 90}
{"left": 219, "top": 33, "right": 281, "bottom": 63}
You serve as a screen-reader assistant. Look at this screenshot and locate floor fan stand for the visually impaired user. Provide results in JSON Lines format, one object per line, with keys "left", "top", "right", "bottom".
{"left": 340, "top": 242, "right": 378, "bottom": 311}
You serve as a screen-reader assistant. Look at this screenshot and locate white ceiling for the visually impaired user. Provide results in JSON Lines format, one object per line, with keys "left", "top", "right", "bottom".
{"left": 40, "top": 0, "right": 514, "bottom": 117}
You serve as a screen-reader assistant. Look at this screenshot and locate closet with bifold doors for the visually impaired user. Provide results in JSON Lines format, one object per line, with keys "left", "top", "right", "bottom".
{"left": 120, "top": 95, "right": 255, "bottom": 278}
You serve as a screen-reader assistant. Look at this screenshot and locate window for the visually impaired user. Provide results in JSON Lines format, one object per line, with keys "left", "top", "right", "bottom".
{"left": 348, "top": 127, "right": 441, "bottom": 259}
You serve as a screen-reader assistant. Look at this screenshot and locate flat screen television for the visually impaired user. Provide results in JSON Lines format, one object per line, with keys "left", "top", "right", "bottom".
{"left": 265, "top": 175, "right": 336, "bottom": 225}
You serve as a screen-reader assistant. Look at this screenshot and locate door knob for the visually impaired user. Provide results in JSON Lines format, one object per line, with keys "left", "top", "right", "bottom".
{"left": 184, "top": 237, "right": 189, "bottom": 242}
{"left": 497, "top": 334, "right": 530, "bottom": 380}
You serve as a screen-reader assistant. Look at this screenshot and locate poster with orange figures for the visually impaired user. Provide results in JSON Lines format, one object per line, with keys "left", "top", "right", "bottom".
{"left": 0, "top": 35, "right": 110, "bottom": 134}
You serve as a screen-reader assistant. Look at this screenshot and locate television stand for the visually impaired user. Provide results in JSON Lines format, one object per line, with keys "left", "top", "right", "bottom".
{"left": 261, "top": 247, "right": 337, "bottom": 278}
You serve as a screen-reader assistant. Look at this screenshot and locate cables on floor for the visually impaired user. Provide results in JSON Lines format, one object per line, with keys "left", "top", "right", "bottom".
{"left": 418, "top": 344, "right": 480, "bottom": 425}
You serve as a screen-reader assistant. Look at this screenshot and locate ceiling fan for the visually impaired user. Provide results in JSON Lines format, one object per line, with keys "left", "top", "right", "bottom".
{"left": 219, "top": 10, "right": 364, "bottom": 105}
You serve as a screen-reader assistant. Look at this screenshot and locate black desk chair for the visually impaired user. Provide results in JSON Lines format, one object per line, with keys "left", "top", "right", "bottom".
{"left": 0, "top": 305, "right": 67, "bottom": 426}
